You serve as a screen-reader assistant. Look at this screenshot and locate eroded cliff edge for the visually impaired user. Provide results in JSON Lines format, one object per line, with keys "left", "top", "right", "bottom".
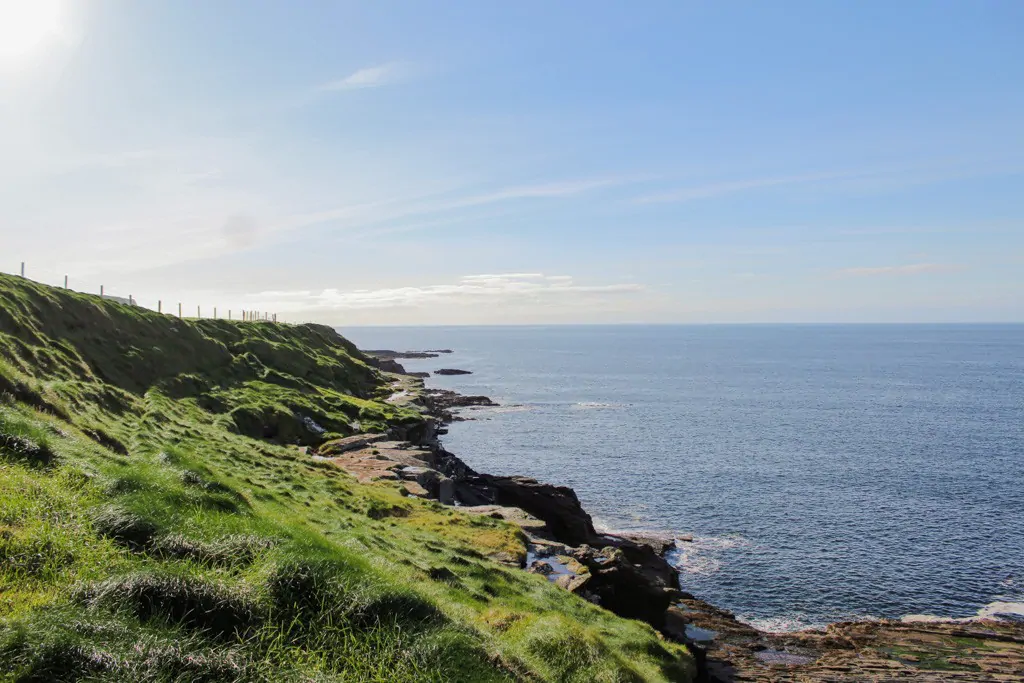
{"left": 360, "top": 349, "right": 1024, "bottom": 682}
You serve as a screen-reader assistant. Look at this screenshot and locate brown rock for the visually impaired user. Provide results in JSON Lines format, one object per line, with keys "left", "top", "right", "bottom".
{"left": 555, "top": 573, "right": 591, "bottom": 593}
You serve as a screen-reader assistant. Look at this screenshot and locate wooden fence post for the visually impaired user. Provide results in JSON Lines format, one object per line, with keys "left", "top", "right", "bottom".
{"left": 100, "top": 285, "right": 104, "bottom": 298}
{"left": 20, "top": 262, "right": 24, "bottom": 277}
{"left": 64, "top": 275, "right": 68, "bottom": 289}
{"left": 178, "top": 303, "right": 182, "bottom": 318}
{"left": 214, "top": 307, "right": 217, "bottom": 319}
{"left": 158, "top": 300, "right": 162, "bottom": 313}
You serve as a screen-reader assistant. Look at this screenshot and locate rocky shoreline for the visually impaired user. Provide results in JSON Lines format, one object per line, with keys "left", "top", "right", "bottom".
{"left": 357, "top": 350, "right": 1024, "bottom": 682}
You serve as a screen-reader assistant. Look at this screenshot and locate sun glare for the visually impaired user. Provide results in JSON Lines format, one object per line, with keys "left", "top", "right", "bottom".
{"left": 0, "top": 0, "right": 63, "bottom": 61}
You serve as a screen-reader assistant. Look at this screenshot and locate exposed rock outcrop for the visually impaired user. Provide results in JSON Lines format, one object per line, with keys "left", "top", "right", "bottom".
{"left": 477, "top": 475, "right": 597, "bottom": 547}
{"left": 434, "top": 368, "right": 472, "bottom": 375}
{"left": 420, "top": 389, "right": 497, "bottom": 423}
{"left": 364, "top": 349, "right": 441, "bottom": 359}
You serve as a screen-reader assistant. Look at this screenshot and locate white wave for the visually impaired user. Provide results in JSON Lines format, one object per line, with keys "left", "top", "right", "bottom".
{"left": 901, "top": 600, "right": 1024, "bottom": 624}
{"left": 977, "top": 601, "right": 1024, "bottom": 620}
{"left": 668, "top": 534, "right": 752, "bottom": 576}
{"left": 742, "top": 615, "right": 822, "bottom": 633}
{"left": 570, "top": 401, "right": 626, "bottom": 410}
{"left": 744, "top": 612, "right": 879, "bottom": 634}
{"left": 465, "top": 404, "right": 532, "bottom": 416}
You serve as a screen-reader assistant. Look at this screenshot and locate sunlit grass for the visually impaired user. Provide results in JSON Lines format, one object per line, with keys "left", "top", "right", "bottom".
{"left": 0, "top": 272, "right": 695, "bottom": 682}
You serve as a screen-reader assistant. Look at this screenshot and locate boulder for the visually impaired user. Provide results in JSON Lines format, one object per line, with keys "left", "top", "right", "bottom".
{"left": 555, "top": 573, "right": 591, "bottom": 593}
{"left": 483, "top": 476, "right": 598, "bottom": 547}
{"left": 570, "top": 545, "right": 680, "bottom": 628}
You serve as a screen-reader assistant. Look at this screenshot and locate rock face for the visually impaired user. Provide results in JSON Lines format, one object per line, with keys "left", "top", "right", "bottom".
{"left": 566, "top": 543, "right": 681, "bottom": 628}
{"left": 481, "top": 475, "right": 598, "bottom": 547}
{"left": 372, "top": 358, "right": 408, "bottom": 374}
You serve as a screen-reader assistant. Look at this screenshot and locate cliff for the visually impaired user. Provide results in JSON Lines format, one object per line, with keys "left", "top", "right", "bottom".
{"left": 0, "top": 274, "right": 695, "bottom": 682}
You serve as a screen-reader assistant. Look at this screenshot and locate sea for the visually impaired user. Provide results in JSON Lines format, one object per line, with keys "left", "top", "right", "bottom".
{"left": 341, "top": 324, "right": 1024, "bottom": 632}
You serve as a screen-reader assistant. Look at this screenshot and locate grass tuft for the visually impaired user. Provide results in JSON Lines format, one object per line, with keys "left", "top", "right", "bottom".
{"left": 77, "top": 571, "right": 261, "bottom": 640}
{"left": 91, "top": 506, "right": 159, "bottom": 551}
{"left": 0, "top": 433, "right": 56, "bottom": 468}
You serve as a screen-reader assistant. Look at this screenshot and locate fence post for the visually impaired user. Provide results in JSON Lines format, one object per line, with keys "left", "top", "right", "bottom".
{"left": 64, "top": 275, "right": 68, "bottom": 289}
{"left": 158, "top": 300, "right": 162, "bottom": 313}
{"left": 178, "top": 303, "right": 182, "bottom": 318}
{"left": 228, "top": 310, "right": 232, "bottom": 321}
{"left": 100, "top": 285, "right": 104, "bottom": 298}
{"left": 20, "top": 262, "right": 24, "bottom": 277}
{"left": 214, "top": 307, "right": 217, "bottom": 319}
{"left": 197, "top": 305, "right": 201, "bottom": 319}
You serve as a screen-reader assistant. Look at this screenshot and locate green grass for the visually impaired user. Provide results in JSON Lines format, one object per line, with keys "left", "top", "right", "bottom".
{"left": 0, "top": 273, "right": 694, "bottom": 682}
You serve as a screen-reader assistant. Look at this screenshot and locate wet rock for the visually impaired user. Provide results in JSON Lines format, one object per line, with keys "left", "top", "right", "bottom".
{"left": 434, "top": 368, "right": 472, "bottom": 375}
{"left": 528, "top": 560, "right": 555, "bottom": 576}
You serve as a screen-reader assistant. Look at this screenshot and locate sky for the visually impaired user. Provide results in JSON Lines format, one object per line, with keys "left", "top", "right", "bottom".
{"left": 1, "top": 0, "right": 1023, "bottom": 324}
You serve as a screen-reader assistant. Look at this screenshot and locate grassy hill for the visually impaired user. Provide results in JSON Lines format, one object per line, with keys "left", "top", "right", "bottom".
{"left": 0, "top": 274, "right": 694, "bottom": 682}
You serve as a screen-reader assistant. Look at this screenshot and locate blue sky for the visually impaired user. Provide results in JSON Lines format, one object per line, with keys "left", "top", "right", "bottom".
{"left": 2, "top": 0, "right": 1023, "bottom": 323}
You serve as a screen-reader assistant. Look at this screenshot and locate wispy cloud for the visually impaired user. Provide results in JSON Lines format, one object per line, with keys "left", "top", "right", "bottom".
{"left": 319, "top": 63, "right": 407, "bottom": 91}
{"left": 831, "top": 263, "right": 964, "bottom": 278}
{"left": 636, "top": 171, "right": 851, "bottom": 204}
{"left": 252, "top": 273, "right": 645, "bottom": 312}
{"left": 635, "top": 158, "right": 1024, "bottom": 205}
{"left": 276, "top": 177, "right": 632, "bottom": 235}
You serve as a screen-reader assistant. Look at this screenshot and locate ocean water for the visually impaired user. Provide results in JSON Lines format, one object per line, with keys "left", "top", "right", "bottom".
{"left": 341, "top": 324, "right": 1024, "bottom": 631}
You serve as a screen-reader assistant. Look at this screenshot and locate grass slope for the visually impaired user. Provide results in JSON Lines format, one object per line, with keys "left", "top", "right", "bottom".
{"left": 0, "top": 274, "right": 694, "bottom": 683}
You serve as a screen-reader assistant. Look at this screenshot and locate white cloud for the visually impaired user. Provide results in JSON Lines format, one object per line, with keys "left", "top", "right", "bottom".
{"left": 831, "top": 263, "right": 964, "bottom": 277}
{"left": 252, "top": 274, "right": 645, "bottom": 312}
{"left": 319, "top": 63, "right": 406, "bottom": 91}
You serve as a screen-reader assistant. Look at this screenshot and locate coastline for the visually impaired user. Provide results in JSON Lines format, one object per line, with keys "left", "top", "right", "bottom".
{"left": 356, "top": 349, "right": 1024, "bottom": 681}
